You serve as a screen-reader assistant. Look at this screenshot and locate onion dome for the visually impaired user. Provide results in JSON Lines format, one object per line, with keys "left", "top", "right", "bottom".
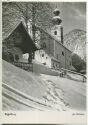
{"left": 53, "top": 8, "right": 60, "bottom": 16}
{"left": 52, "top": 8, "right": 62, "bottom": 25}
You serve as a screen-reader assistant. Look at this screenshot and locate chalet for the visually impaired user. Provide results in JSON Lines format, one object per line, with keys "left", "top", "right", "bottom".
{"left": 2, "top": 22, "right": 38, "bottom": 63}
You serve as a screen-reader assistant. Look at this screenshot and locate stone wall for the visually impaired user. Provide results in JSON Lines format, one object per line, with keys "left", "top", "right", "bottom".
{"left": 33, "top": 62, "right": 59, "bottom": 76}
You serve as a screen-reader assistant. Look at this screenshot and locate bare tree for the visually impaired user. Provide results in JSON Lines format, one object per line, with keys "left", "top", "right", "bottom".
{"left": 2, "top": 2, "right": 53, "bottom": 34}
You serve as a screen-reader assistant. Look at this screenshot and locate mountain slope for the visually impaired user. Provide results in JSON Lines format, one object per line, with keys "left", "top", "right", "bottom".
{"left": 2, "top": 60, "right": 86, "bottom": 111}
{"left": 64, "top": 29, "right": 86, "bottom": 61}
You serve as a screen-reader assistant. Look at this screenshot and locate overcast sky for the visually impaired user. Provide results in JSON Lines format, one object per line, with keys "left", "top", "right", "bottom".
{"left": 51, "top": 2, "right": 86, "bottom": 34}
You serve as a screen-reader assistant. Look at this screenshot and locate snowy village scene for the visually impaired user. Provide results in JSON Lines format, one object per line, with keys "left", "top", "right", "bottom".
{"left": 2, "top": 2, "right": 86, "bottom": 111}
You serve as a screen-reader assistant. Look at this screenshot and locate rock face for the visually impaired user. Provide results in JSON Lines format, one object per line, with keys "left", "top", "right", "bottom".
{"left": 64, "top": 29, "right": 86, "bottom": 62}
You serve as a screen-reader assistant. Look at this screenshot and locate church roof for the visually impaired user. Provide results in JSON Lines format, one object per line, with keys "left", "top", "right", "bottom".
{"left": 2, "top": 21, "right": 22, "bottom": 40}
{"left": 35, "top": 25, "right": 72, "bottom": 53}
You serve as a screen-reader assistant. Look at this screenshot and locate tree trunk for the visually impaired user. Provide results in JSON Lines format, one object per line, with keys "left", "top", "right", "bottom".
{"left": 25, "top": 3, "right": 29, "bottom": 32}
{"left": 32, "top": 3, "right": 36, "bottom": 43}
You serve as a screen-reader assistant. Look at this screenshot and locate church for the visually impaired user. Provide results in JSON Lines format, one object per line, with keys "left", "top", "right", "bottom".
{"left": 34, "top": 8, "right": 72, "bottom": 70}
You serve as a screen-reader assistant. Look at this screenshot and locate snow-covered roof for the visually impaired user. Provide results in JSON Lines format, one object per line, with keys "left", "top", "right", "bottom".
{"left": 2, "top": 20, "right": 22, "bottom": 40}
{"left": 3, "top": 21, "right": 38, "bottom": 51}
{"left": 2, "top": 20, "right": 72, "bottom": 53}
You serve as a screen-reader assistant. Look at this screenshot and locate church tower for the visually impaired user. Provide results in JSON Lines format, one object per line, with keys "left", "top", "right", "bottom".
{"left": 51, "top": 8, "right": 63, "bottom": 44}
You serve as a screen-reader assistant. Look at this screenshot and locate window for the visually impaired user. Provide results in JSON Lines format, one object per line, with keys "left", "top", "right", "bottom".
{"left": 41, "top": 42, "right": 46, "bottom": 49}
{"left": 62, "top": 51, "right": 64, "bottom": 56}
{"left": 54, "top": 31, "right": 57, "bottom": 35}
{"left": 42, "top": 54, "right": 44, "bottom": 57}
{"left": 43, "top": 42, "right": 46, "bottom": 48}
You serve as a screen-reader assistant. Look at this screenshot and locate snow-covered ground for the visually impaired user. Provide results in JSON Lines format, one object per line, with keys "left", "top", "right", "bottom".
{"left": 40, "top": 74, "right": 86, "bottom": 111}
{"left": 2, "top": 60, "right": 86, "bottom": 111}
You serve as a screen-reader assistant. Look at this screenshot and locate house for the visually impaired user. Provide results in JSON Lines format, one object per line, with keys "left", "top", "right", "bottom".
{"left": 2, "top": 21, "right": 38, "bottom": 63}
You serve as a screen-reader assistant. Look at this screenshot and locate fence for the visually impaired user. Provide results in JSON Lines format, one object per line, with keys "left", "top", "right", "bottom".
{"left": 58, "top": 67, "right": 86, "bottom": 82}
{"left": 12, "top": 61, "right": 33, "bottom": 72}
